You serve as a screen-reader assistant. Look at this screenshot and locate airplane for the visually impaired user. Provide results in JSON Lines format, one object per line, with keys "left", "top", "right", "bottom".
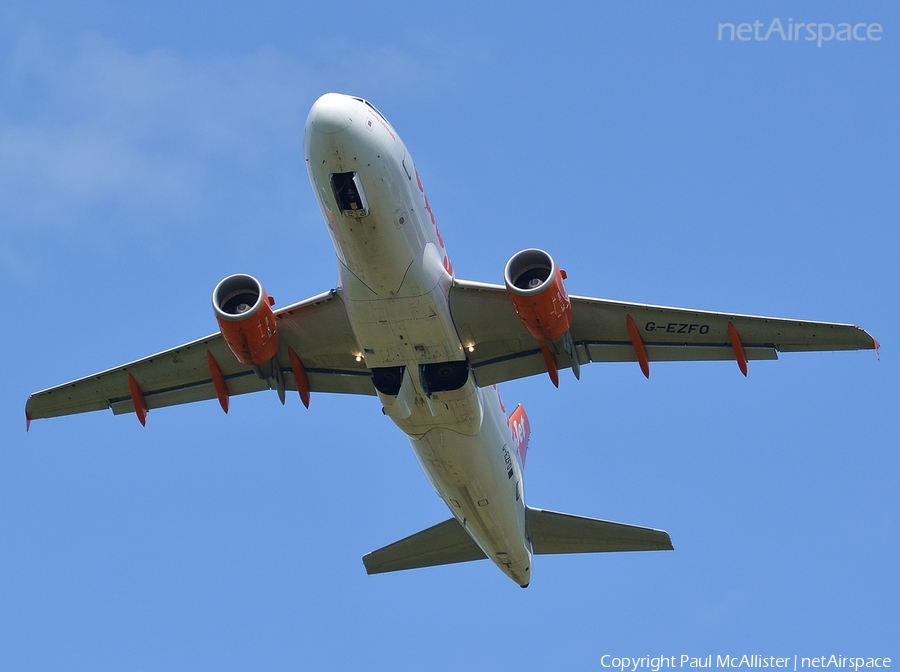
{"left": 25, "top": 93, "right": 878, "bottom": 587}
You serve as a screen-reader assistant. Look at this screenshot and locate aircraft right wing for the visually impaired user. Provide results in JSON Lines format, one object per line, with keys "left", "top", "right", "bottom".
{"left": 26, "top": 289, "right": 374, "bottom": 425}
{"left": 450, "top": 279, "right": 877, "bottom": 386}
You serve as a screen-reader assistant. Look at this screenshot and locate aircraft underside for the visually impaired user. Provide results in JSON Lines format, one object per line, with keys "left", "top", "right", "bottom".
{"left": 24, "top": 93, "right": 876, "bottom": 586}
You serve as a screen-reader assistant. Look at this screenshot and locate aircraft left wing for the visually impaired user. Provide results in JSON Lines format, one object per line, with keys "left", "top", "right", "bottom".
{"left": 450, "top": 279, "right": 877, "bottom": 386}
{"left": 26, "top": 290, "right": 374, "bottom": 424}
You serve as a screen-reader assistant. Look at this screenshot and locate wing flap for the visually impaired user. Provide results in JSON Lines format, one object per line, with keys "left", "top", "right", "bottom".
{"left": 526, "top": 506, "right": 673, "bottom": 554}
{"left": 469, "top": 344, "right": 779, "bottom": 387}
{"left": 588, "top": 343, "right": 778, "bottom": 363}
{"left": 363, "top": 517, "right": 487, "bottom": 575}
{"left": 108, "top": 370, "right": 267, "bottom": 415}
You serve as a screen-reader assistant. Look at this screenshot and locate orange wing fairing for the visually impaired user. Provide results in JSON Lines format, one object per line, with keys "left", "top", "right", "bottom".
{"left": 539, "top": 341, "right": 560, "bottom": 388}
{"left": 206, "top": 351, "right": 230, "bottom": 413}
{"left": 127, "top": 373, "right": 148, "bottom": 426}
{"left": 626, "top": 314, "right": 651, "bottom": 379}
{"left": 289, "top": 347, "right": 311, "bottom": 408}
{"left": 728, "top": 322, "right": 749, "bottom": 377}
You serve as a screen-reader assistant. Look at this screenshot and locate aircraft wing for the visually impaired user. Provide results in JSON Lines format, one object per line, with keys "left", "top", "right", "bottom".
{"left": 26, "top": 290, "right": 374, "bottom": 424}
{"left": 450, "top": 279, "right": 877, "bottom": 386}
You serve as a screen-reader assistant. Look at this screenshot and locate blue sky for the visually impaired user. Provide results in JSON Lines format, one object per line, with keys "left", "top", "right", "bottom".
{"left": 2, "top": 1, "right": 897, "bottom": 669}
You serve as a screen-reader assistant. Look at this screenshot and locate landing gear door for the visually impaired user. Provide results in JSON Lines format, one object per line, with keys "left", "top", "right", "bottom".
{"left": 330, "top": 171, "right": 369, "bottom": 218}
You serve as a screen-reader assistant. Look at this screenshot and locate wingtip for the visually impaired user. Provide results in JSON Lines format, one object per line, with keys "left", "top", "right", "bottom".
{"left": 25, "top": 410, "right": 31, "bottom": 432}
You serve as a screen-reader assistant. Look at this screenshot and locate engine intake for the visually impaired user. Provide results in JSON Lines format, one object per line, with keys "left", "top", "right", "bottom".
{"left": 504, "top": 249, "right": 572, "bottom": 342}
{"left": 213, "top": 274, "right": 279, "bottom": 367}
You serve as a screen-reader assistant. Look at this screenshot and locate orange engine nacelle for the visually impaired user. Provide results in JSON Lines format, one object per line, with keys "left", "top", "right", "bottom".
{"left": 504, "top": 248, "right": 572, "bottom": 342}
{"left": 213, "top": 274, "right": 279, "bottom": 366}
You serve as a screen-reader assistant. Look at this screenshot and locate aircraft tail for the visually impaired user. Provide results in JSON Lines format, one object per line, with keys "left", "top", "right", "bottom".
{"left": 509, "top": 404, "right": 531, "bottom": 468}
{"left": 362, "top": 507, "right": 672, "bottom": 575}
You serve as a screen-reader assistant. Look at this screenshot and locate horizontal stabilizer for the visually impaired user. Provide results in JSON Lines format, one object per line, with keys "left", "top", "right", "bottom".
{"left": 363, "top": 507, "right": 672, "bottom": 576}
{"left": 363, "top": 517, "right": 486, "bottom": 575}
{"left": 527, "top": 506, "right": 673, "bottom": 553}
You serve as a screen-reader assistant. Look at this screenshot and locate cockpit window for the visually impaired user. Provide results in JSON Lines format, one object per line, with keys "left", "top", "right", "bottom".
{"left": 352, "top": 96, "right": 386, "bottom": 121}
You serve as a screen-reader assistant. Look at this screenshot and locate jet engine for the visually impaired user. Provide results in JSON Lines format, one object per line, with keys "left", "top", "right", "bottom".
{"left": 504, "top": 248, "right": 572, "bottom": 342}
{"left": 504, "top": 249, "right": 578, "bottom": 387}
{"left": 213, "top": 274, "right": 279, "bottom": 369}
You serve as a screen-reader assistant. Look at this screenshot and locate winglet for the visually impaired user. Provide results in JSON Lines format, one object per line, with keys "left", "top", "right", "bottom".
{"left": 127, "top": 373, "right": 148, "bottom": 426}
{"left": 626, "top": 314, "right": 650, "bottom": 379}
{"left": 25, "top": 410, "right": 31, "bottom": 432}
{"left": 873, "top": 337, "right": 881, "bottom": 360}
{"left": 728, "top": 322, "right": 748, "bottom": 377}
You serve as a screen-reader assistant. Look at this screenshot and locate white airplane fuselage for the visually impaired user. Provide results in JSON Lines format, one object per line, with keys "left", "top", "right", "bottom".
{"left": 305, "top": 93, "right": 532, "bottom": 586}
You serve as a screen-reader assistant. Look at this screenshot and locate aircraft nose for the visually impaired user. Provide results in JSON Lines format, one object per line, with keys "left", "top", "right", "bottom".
{"left": 307, "top": 93, "right": 355, "bottom": 135}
